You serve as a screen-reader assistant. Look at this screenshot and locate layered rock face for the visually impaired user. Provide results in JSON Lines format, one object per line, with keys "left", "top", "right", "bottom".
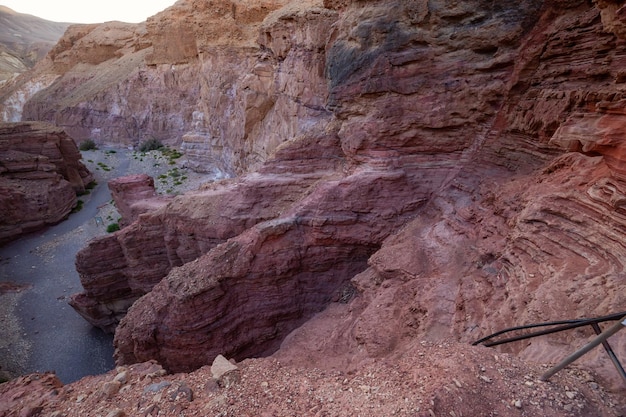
{"left": 0, "top": 121, "right": 93, "bottom": 244}
{"left": 29, "top": 0, "right": 626, "bottom": 392}
{"left": 0, "top": 0, "right": 329, "bottom": 176}
{"left": 108, "top": 174, "right": 167, "bottom": 227}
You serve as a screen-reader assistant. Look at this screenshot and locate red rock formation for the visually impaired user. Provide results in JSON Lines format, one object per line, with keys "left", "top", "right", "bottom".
{"left": 11, "top": 0, "right": 626, "bottom": 396}
{"left": 0, "top": 121, "right": 93, "bottom": 244}
{"left": 108, "top": 174, "right": 167, "bottom": 227}
{"left": 111, "top": 0, "right": 626, "bottom": 392}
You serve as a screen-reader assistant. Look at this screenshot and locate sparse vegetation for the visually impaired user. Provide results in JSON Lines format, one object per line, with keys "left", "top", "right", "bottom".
{"left": 79, "top": 139, "right": 98, "bottom": 151}
{"left": 97, "top": 162, "right": 111, "bottom": 172}
{"left": 138, "top": 138, "right": 164, "bottom": 152}
{"left": 160, "top": 146, "right": 183, "bottom": 164}
{"left": 72, "top": 199, "right": 84, "bottom": 213}
{"left": 106, "top": 223, "right": 120, "bottom": 233}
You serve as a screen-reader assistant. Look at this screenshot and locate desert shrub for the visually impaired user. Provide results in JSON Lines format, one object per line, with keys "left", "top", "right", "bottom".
{"left": 106, "top": 223, "right": 120, "bottom": 233}
{"left": 79, "top": 139, "right": 98, "bottom": 151}
{"left": 138, "top": 138, "right": 164, "bottom": 152}
{"left": 72, "top": 199, "right": 84, "bottom": 213}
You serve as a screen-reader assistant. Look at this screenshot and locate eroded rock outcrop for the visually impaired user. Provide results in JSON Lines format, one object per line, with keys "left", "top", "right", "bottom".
{"left": 27, "top": 0, "right": 626, "bottom": 396}
{"left": 0, "top": 121, "right": 93, "bottom": 244}
{"left": 108, "top": 174, "right": 167, "bottom": 227}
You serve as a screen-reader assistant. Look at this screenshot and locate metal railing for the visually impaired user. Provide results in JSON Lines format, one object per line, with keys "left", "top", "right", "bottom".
{"left": 472, "top": 312, "right": 626, "bottom": 384}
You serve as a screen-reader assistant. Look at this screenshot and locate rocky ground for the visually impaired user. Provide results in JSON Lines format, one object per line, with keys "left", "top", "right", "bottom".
{"left": 1, "top": 340, "right": 624, "bottom": 417}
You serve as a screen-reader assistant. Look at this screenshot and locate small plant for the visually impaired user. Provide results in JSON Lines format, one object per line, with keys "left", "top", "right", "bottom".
{"left": 138, "top": 138, "right": 164, "bottom": 152}
{"left": 106, "top": 223, "right": 120, "bottom": 233}
{"left": 97, "top": 162, "right": 111, "bottom": 172}
{"left": 72, "top": 199, "right": 84, "bottom": 213}
{"left": 159, "top": 146, "right": 183, "bottom": 165}
{"left": 86, "top": 181, "right": 97, "bottom": 190}
{"left": 79, "top": 139, "right": 98, "bottom": 151}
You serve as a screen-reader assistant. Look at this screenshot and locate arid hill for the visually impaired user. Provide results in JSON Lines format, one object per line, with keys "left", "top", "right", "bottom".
{"left": 0, "top": 6, "right": 69, "bottom": 82}
{"left": 1, "top": 0, "right": 626, "bottom": 415}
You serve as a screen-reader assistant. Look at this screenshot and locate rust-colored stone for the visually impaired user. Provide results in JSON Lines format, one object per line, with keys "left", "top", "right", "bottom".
{"left": 0, "top": 121, "right": 93, "bottom": 244}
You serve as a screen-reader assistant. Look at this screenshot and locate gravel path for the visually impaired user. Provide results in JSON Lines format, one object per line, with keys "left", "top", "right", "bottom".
{"left": 0, "top": 147, "right": 218, "bottom": 383}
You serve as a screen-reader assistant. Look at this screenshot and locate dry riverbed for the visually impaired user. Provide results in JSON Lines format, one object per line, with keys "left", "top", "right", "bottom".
{"left": 0, "top": 146, "right": 218, "bottom": 383}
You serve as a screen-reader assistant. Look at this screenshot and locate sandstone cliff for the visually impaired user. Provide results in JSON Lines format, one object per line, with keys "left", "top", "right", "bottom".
{"left": 0, "top": 121, "right": 93, "bottom": 244}
{"left": 5, "top": 0, "right": 626, "bottom": 401}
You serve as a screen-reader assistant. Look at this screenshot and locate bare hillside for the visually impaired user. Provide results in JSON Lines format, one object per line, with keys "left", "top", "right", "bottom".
{"left": 0, "top": 5, "right": 69, "bottom": 81}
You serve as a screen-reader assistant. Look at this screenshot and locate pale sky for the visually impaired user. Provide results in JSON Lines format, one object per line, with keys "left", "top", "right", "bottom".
{"left": 2, "top": 0, "right": 177, "bottom": 23}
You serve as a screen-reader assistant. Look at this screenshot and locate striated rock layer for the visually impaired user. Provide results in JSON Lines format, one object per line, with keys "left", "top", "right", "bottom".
{"left": 30, "top": 0, "right": 626, "bottom": 395}
{"left": 0, "top": 121, "right": 93, "bottom": 244}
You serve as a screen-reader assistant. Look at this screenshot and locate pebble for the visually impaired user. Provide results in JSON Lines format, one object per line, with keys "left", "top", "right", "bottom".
{"left": 144, "top": 381, "right": 171, "bottom": 393}
{"left": 565, "top": 391, "right": 576, "bottom": 400}
{"left": 514, "top": 400, "right": 522, "bottom": 409}
{"left": 100, "top": 381, "right": 122, "bottom": 398}
{"left": 114, "top": 371, "right": 128, "bottom": 385}
{"left": 479, "top": 375, "right": 492, "bottom": 383}
{"left": 105, "top": 409, "right": 125, "bottom": 417}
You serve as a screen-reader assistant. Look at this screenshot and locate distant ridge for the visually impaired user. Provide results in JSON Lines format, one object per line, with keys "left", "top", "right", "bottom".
{"left": 0, "top": 5, "right": 70, "bottom": 81}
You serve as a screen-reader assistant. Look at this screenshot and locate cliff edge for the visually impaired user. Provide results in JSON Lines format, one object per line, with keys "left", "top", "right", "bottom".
{"left": 1, "top": 0, "right": 626, "bottom": 414}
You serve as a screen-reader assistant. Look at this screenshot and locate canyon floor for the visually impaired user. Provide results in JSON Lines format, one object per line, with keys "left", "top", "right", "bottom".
{"left": 0, "top": 147, "right": 216, "bottom": 383}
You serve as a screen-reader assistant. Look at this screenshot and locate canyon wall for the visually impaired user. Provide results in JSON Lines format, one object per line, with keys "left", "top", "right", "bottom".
{"left": 0, "top": 121, "right": 93, "bottom": 244}
{"left": 5, "top": 0, "right": 626, "bottom": 391}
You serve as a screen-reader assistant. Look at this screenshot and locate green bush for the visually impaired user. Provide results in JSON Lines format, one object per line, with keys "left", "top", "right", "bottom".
{"left": 138, "top": 138, "right": 164, "bottom": 152}
{"left": 79, "top": 139, "right": 98, "bottom": 151}
{"left": 72, "top": 199, "right": 84, "bottom": 213}
{"left": 106, "top": 223, "right": 120, "bottom": 233}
